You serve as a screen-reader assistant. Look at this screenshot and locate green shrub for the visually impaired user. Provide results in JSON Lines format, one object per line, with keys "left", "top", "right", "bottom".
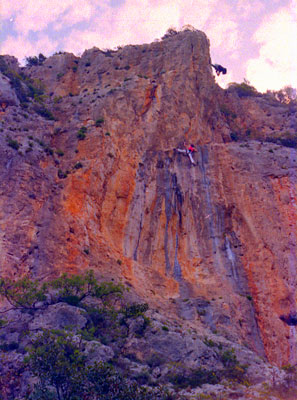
{"left": 227, "top": 81, "right": 258, "bottom": 98}
{"left": 44, "top": 147, "right": 54, "bottom": 155}
{"left": 25, "top": 330, "right": 87, "bottom": 400}
{"left": 25, "top": 56, "right": 39, "bottom": 66}
{"left": 203, "top": 337, "right": 216, "bottom": 347}
{"left": 50, "top": 270, "right": 124, "bottom": 305}
{"left": 7, "top": 137, "right": 20, "bottom": 150}
{"left": 26, "top": 329, "right": 177, "bottom": 400}
{"left": 72, "top": 66, "right": 78, "bottom": 72}
{"left": 58, "top": 169, "right": 68, "bottom": 179}
{"left": 35, "top": 106, "right": 55, "bottom": 120}
{"left": 188, "top": 368, "right": 219, "bottom": 387}
{"left": 74, "top": 162, "right": 83, "bottom": 169}
{"left": 0, "top": 277, "right": 47, "bottom": 310}
{"left": 0, "top": 341, "right": 19, "bottom": 351}
{"left": 279, "top": 135, "right": 297, "bottom": 148}
{"left": 36, "top": 139, "right": 45, "bottom": 147}
{"left": 230, "top": 132, "right": 238, "bottom": 141}
{"left": 77, "top": 132, "right": 86, "bottom": 140}
{"left": 25, "top": 54, "right": 46, "bottom": 66}
{"left": 77, "top": 126, "right": 87, "bottom": 140}
{"left": 168, "top": 367, "right": 219, "bottom": 389}
{"left": 162, "top": 325, "right": 169, "bottom": 332}
{"left": 0, "top": 318, "right": 7, "bottom": 328}
{"left": 123, "top": 303, "right": 149, "bottom": 318}
{"left": 56, "top": 149, "right": 64, "bottom": 157}
{"left": 60, "top": 295, "right": 81, "bottom": 307}
{"left": 221, "top": 348, "right": 237, "bottom": 367}
{"left": 53, "top": 96, "right": 62, "bottom": 104}
{"left": 95, "top": 118, "right": 104, "bottom": 127}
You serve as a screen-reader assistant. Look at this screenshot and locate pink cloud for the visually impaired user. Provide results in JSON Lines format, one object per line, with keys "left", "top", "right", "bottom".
{"left": 64, "top": 0, "right": 235, "bottom": 56}
{"left": 7, "top": 0, "right": 96, "bottom": 35}
{"left": 0, "top": 3, "right": 25, "bottom": 19}
{"left": 236, "top": 0, "right": 265, "bottom": 18}
{"left": 63, "top": 0, "right": 182, "bottom": 53}
{"left": 246, "top": 3, "right": 297, "bottom": 91}
{"left": 0, "top": 34, "right": 58, "bottom": 62}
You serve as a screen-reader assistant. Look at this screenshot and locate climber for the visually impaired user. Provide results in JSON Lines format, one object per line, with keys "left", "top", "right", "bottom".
{"left": 176, "top": 143, "right": 197, "bottom": 165}
{"left": 211, "top": 64, "right": 227, "bottom": 76}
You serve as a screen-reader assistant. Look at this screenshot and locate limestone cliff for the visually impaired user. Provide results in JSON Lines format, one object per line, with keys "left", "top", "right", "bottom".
{"left": 1, "top": 28, "right": 297, "bottom": 373}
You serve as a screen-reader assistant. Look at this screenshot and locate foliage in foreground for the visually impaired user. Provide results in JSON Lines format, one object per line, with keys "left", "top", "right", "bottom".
{"left": 0, "top": 272, "right": 248, "bottom": 398}
{"left": 25, "top": 329, "right": 176, "bottom": 400}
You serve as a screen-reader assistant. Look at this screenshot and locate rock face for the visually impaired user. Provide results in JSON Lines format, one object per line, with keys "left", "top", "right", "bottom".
{"left": 0, "top": 29, "right": 297, "bottom": 368}
{"left": 0, "top": 73, "right": 19, "bottom": 107}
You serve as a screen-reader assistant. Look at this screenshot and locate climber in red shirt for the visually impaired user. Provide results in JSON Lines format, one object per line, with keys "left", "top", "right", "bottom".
{"left": 176, "top": 143, "right": 197, "bottom": 165}
{"left": 187, "top": 144, "right": 197, "bottom": 153}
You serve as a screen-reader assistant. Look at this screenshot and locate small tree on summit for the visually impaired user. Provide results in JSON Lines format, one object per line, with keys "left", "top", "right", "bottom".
{"left": 26, "top": 53, "right": 47, "bottom": 67}
{"left": 227, "top": 79, "right": 259, "bottom": 98}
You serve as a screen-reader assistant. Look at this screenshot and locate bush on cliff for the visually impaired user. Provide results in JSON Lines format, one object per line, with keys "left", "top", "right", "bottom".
{"left": 0, "top": 272, "right": 151, "bottom": 343}
{"left": 266, "top": 131, "right": 297, "bottom": 149}
{"left": 0, "top": 270, "right": 124, "bottom": 311}
{"left": 227, "top": 81, "right": 259, "bottom": 98}
{"left": 0, "top": 276, "right": 47, "bottom": 310}
{"left": 26, "top": 54, "right": 47, "bottom": 67}
{"left": 25, "top": 329, "right": 177, "bottom": 400}
{"left": 220, "top": 348, "right": 248, "bottom": 383}
{"left": 0, "top": 56, "right": 46, "bottom": 104}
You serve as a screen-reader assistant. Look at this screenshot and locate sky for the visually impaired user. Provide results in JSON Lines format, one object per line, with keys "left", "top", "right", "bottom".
{"left": 0, "top": 0, "right": 296, "bottom": 92}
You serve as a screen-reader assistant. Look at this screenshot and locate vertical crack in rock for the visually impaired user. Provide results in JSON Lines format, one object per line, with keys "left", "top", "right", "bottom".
{"left": 199, "top": 146, "right": 221, "bottom": 265}
{"left": 225, "top": 236, "right": 237, "bottom": 280}
{"left": 133, "top": 183, "right": 145, "bottom": 261}
{"left": 164, "top": 162, "right": 173, "bottom": 274}
{"left": 172, "top": 173, "right": 183, "bottom": 281}
{"left": 288, "top": 148, "right": 297, "bottom": 364}
{"left": 173, "top": 225, "right": 182, "bottom": 281}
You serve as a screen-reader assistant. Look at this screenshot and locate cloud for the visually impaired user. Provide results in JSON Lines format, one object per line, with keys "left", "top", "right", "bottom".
{"left": 207, "top": 18, "right": 240, "bottom": 52}
{"left": 0, "top": 3, "right": 24, "bottom": 19}
{"left": 63, "top": 0, "right": 239, "bottom": 56}
{"left": 63, "top": 0, "right": 182, "bottom": 53}
{"left": 236, "top": 0, "right": 265, "bottom": 18}
{"left": 0, "top": 34, "right": 58, "bottom": 63}
{"left": 1, "top": 0, "right": 241, "bottom": 62}
{"left": 246, "top": 3, "right": 297, "bottom": 91}
{"left": 2, "top": 0, "right": 96, "bottom": 35}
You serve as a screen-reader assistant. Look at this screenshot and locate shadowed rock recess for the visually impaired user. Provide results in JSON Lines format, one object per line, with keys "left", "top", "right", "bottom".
{"left": 1, "top": 29, "right": 297, "bottom": 398}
